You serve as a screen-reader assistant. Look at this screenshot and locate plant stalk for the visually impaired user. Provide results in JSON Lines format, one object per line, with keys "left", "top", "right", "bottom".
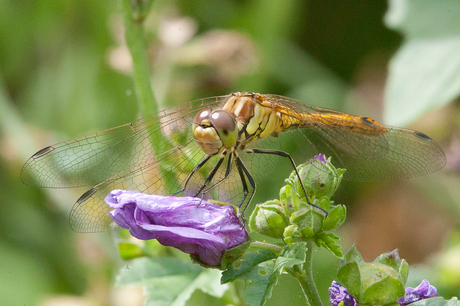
{"left": 290, "top": 239, "right": 323, "bottom": 306}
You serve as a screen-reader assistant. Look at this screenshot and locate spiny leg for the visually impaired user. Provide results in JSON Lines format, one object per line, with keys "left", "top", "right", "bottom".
{"left": 200, "top": 151, "right": 233, "bottom": 195}
{"left": 171, "top": 154, "right": 212, "bottom": 196}
{"left": 234, "top": 154, "right": 256, "bottom": 220}
{"left": 193, "top": 150, "right": 229, "bottom": 198}
{"left": 247, "top": 148, "right": 328, "bottom": 215}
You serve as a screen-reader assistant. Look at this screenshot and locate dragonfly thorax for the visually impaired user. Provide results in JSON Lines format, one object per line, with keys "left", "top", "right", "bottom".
{"left": 193, "top": 108, "right": 238, "bottom": 155}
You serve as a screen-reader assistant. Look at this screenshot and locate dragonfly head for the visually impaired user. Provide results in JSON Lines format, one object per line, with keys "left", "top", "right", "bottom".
{"left": 193, "top": 109, "right": 238, "bottom": 155}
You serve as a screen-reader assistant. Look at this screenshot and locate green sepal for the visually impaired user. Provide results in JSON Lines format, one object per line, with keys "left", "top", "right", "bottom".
{"left": 322, "top": 203, "right": 347, "bottom": 231}
{"left": 249, "top": 200, "right": 287, "bottom": 239}
{"left": 337, "top": 246, "right": 407, "bottom": 305}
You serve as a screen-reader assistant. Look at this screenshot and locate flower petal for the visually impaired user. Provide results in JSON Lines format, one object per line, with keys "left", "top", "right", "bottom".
{"left": 105, "top": 190, "right": 248, "bottom": 266}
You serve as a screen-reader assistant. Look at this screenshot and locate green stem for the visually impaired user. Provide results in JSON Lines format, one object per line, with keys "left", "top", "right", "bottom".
{"left": 118, "top": 0, "right": 157, "bottom": 117}
{"left": 249, "top": 241, "right": 283, "bottom": 254}
{"left": 118, "top": 0, "right": 176, "bottom": 193}
{"left": 289, "top": 239, "right": 323, "bottom": 306}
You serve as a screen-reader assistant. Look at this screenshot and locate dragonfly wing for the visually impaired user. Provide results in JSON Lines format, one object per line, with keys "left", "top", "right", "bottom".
{"left": 288, "top": 121, "right": 446, "bottom": 181}
{"left": 21, "top": 96, "right": 229, "bottom": 189}
{"left": 69, "top": 139, "right": 210, "bottom": 232}
{"left": 262, "top": 94, "right": 446, "bottom": 181}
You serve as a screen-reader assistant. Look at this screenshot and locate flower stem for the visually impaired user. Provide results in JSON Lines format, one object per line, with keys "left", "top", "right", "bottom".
{"left": 118, "top": 0, "right": 176, "bottom": 193}
{"left": 249, "top": 241, "right": 283, "bottom": 254}
{"left": 118, "top": 0, "right": 157, "bottom": 118}
{"left": 289, "top": 239, "right": 323, "bottom": 306}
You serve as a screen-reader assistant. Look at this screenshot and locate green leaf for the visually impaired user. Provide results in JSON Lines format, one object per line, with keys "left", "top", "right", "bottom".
{"left": 408, "top": 297, "right": 459, "bottom": 306}
{"left": 274, "top": 242, "right": 307, "bottom": 271}
{"left": 374, "top": 249, "right": 409, "bottom": 284}
{"left": 221, "top": 249, "right": 276, "bottom": 284}
{"left": 322, "top": 204, "right": 346, "bottom": 231}
{"left": 243, "top": 260, "right": 277, "bottom": 306}
{"left": 338, "top": 245, "right": 364, "bottom": 270}
{"left": 360, "top": 274, "right": 405, "bottom": 305}
{"left": 219, "top": 242, "right": 251, "bottom": 270}
{"left": 383, "top": 0, "right": 460, "bottom": 126}
{"left": 399, "top": 260, "right": 409, "bottom": 284}
{"left": 115, "top": 257, "right": 218, "bottom": 306}
{"left": 152, "top": 269, "right": 229, "bottom": 306}
{"left": 221, "top": 250, "right": 278, "bottom": 306}
{"left": 336, "top": 261, "right": 361, "bottom": 299}
{"left": 279, "top": 242, "right": 307, "bottom": 260}
{"left": 316, "top": 232, "right": 342, "bottom": 258}
{"left": 384, "top": 39, "right": 460, "bottom": 126}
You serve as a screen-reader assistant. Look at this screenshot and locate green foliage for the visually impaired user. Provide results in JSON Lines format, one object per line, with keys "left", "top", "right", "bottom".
{"left": 116, "top": 257, "right": 232, "bottom": 306}
{"left": 2, "top": 0, "right": 457, "bottom": 304}
{"left": 384, "top": 0, "right": 460, "bottom": 126}
{"left": 337, "top": 246, "right": 407, "bottom": 306}
{"left": 407, "top": 297, "right": 459, "bottom": 306}
{"left": 251, "top": 157, "right": 346, "bottom": 259}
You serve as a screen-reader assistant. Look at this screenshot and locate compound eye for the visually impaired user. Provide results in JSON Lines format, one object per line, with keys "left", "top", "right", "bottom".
{"left": 193, "top": 109, "right": 212, "bottom": 125}
{"left": 210, "top": 110, "right": 236, "bottom": 132}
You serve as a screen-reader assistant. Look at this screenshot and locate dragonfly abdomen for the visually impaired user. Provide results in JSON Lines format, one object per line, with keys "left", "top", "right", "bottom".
{"left": 293, "top": 112, "right": 388, "bottom": 136}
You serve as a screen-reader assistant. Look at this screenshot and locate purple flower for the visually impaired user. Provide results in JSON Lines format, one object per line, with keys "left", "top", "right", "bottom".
{"left": 398, "top": 279, "right": 438, "bottom": 305}
{"left": 314, "top": 153, "right": 327, "bottom": 164}
{"left": 329, "top": 281, "right": 360, "bottom": 306}
{"left": 105, "top": 190, "right": 248, "bottom": 266}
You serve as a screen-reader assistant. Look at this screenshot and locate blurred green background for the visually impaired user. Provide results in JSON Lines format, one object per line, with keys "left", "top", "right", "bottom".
{"left": 1, "top": 0, "right": 459, "bottom": 305}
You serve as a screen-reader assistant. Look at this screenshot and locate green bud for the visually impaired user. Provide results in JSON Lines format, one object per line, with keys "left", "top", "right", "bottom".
{"left": 290, "top": 207, "right": 323, "bottom": 234}
{"left": 337, "top": 246, "right": 406, "bottom": 305}
{"left": 279, "top": 185, "right": 301, "bottom": 215}
{"left": 286, "top": 154, "right": 345, "bottom": 200}
{"left": 248, "top": 201, "right": 287, "bottom": 238}
{"left": 283, "top": 224, "right": 299, "bottom": 243}
{"left": 359, "top": 263, "right": 405, "bottom": 305}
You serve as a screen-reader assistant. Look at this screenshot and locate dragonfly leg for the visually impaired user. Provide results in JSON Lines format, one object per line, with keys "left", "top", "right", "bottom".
{"left": 199, "top": 151, "right": 233, "bottom": 196}
{"left": 171, "top": 154, "right": 212, "bottom": 196}
{"left": 247, "top": 148, "right": 328, "bottom": 216}
{"left": 234, "top": 153, "right": 256, "bottom": 221}
{"left": 193, "top": 150, "right": 229, "bottom": 199}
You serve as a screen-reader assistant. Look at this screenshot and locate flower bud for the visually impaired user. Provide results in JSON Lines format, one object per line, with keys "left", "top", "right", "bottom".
{"left": 105, "top": 190, "right": 248, "bottom": 267}
{"left": 337, "top": 246, "right": 406, "bottom": 305}
{"left": 248, "top": 200, "right": 287, "bottom": 239}
{"left": 398, "top": 279, "right": 438, "bottom": 305}
{"left": 286, "top": 154, "right": 345, "bottom": 200}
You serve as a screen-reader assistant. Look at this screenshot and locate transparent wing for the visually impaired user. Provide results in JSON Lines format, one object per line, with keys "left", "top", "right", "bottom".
{"left": 22, "top": 92, "right": 446, "bottom": 232}
{"left": 22, "top": 95, "right": 232, "bottom": 232}
{"left": 262, "top": 94, "right": 446, "bottom": 181}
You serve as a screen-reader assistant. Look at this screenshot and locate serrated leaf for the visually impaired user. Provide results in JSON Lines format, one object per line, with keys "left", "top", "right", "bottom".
{"left": 279, "top": 242, "right": 307, "bottom": 261}
{"left": 221, "top": 249, "right": 276, "bottom": 284}
{"left": 317, "top": 232, "right": 342, "bottom": 258}
{"left": 273, "top": 256, "right": 304, "bottom": 272}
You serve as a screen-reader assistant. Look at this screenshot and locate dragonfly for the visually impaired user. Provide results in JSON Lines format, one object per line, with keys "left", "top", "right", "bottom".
{"left": 21, "top": 92, "right": 446, "bottom": 232}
